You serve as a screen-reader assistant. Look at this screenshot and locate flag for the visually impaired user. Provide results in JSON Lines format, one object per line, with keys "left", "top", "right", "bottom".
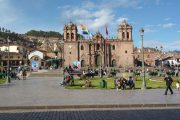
{"left": 80, "top": 24, "right": 89, "bottom": 34}
{"left": 79, "top": 24, "right": 93, "bottom": 40}
{"left": 105, "top": 25, "right": 108, "bottom": 35}
{"left": 105, "top": 25, "right": 109, "bottom": 44}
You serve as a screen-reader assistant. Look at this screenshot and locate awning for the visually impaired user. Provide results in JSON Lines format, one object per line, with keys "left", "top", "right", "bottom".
{"left": 46, "top": 58, "right": 64, "bottom": 62}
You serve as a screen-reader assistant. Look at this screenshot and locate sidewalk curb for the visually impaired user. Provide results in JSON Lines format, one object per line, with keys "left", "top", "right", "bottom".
{"left": 0, "top": 104, "right": 180, "bottom": 110}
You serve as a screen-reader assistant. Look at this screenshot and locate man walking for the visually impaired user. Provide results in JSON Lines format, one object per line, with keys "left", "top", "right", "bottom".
{"left": 164, "top": 74, "right": 173, "bottom": 95}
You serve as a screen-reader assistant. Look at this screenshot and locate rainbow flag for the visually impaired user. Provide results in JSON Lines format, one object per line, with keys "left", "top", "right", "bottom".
{"left": 79, "top": 24, "right": 93, "bottom": 39}
{"left": 80, "top": 24, "right": 89, "bottom": 34}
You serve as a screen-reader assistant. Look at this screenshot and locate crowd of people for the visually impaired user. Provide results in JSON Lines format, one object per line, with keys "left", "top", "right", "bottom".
{"left": 0, "top": 66, "right": 27, "bottom": 80}
{"left": 115, "top": 76, "right": 135, "bottom": 91}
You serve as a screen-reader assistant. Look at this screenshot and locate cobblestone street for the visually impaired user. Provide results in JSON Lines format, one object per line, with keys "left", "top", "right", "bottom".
{"left": 0, "top": 109, "right": 180, "bottom": 120}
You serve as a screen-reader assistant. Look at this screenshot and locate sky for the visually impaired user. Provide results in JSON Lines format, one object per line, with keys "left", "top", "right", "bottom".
{"left": 0, "top": 0, "right": 180, "bottom": 51}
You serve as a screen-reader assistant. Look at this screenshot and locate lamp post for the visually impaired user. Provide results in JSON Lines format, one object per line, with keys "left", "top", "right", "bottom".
{"left": 60, "top": 40, "right": 64, "bottom": 75}
{"left": 68, "top": 45, "right": 72, "bottom": 65}
{"left": 140, "top": 28, "right": 146, "bottom": 90}
{"left": 7, "top": 36, "right": 11, "bottom": 83}
{"left": 160, "top": 46, "right": 163, "bottom": 68}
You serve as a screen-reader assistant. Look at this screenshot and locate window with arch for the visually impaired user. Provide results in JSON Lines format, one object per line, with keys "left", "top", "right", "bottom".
{"left": 81, "top": 45, "right": 84, "bottom": 50}
{"left": 125, "top": 50, "right": 127, "bottom": 54}
{"left": 67, "top": 33, "right": 70, "bottom": 39}
{"left": 97, "top": 44, "right": 100, "bottom": 50}
{"left": 71, "top": 33, "right": 74, "bottom": 39}
{"left": 127, "top": 32, "right": 129, "bottom": 39}
{"left": 112, "top": 45, "right": 115, "bottom": 50}
{"left": 122, "top": 32, "right": 125, "bottom": 39}
{"left": 112, "top": 59, "right": 116, "bottom": 67}
{"left": 81, "top": 60, "right": 85, "bottom": 67}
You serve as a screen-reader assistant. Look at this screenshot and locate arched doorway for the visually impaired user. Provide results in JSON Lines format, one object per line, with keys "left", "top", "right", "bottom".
{"left": 95, "top": 55, "right": 101, "bottom": 67}
{"left": 112, "top": 59, "right": 116, "bottom": 67}
{"left": 81, "top": 60, "right": 85, "bottom": 67}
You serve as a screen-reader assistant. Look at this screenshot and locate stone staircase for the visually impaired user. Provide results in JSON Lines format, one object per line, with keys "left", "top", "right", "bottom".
{"left": 29, "top": 69, "right": 63, "bottom": 77}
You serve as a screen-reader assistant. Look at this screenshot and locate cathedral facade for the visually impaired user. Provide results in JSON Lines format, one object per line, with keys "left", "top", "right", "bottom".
{"left": 63, "top": 21, "right": 134, "bottom": 68}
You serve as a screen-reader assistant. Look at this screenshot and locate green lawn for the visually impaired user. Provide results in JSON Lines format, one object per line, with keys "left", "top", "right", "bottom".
{"left": 66, "top": 76, "right": 180, "bottom": 89}
{"left": 0, "top": 79, "right": 6, "bottom": 84}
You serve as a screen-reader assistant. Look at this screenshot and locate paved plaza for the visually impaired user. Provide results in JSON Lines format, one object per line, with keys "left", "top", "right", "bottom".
{"left": 0, "top": 74, "right": 180, "bottom": 109}
{"left": 0, "top": 72, "right": 180, "bottom": 119}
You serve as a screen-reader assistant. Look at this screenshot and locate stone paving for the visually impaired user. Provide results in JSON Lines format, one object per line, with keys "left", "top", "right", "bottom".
{"left": 0, "top": 109, "right": 180, "bottom": 120}
{"left": 0, "top": 76, "right": 180, "bottom": 108}
{"left": 0, "top": 71, "right": 180, "bottom": 119}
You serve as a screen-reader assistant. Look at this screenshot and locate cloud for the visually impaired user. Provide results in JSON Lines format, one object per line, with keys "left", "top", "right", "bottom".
{"left": 144, "top": 22, "right": 176, "bottom": 33}
{"left": 0, "top": 0, "right": 18, "bottom": 26}
{"left": 177, "top": 30, "right": 180, "bottom": 33}
{"left": 116, "top": 17, "right": 129, "bottom": 23}
{"left": 144, "top": 24, "right": 159, "bottom": 33}
{"left": 59, "top": 1, "right": 115, "bottom": 32}
{"left": 155, "top": 0, "right": 161, "bottom": 5}
{"left": 162, "top": 23, "right": 175, "bottom": 28}
{"left": 144, "top": 40, "right": 180, "bottom": 51}
{"left": 101, "top": 0, "right": 142, "bottom": 9}
{"left": 164, "top": 17, "right": 171, "bottom": 21}
{"left": 144, "top": 40, "right": 163, "bottom": 48}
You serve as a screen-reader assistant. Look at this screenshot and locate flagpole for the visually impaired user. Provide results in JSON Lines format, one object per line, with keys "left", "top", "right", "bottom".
{"left": 105, "top": 25, "right": 108, "bottom": 73}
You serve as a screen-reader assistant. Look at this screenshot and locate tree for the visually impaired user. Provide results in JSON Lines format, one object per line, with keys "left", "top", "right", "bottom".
{"left": 2, "top": 27, "right": 5, "bottom": 32}
{"left": 25, "top": 30, "right": 62, "bottom": 37}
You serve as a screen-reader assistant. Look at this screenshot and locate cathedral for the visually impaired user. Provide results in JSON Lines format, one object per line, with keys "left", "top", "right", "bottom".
{"left": 63, "top": 20, "right": 134, "bottom": 68}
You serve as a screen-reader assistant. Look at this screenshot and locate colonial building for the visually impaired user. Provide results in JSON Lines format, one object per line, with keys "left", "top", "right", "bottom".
{"left": 134, "top": 48, "right": 158, "bottom": 67}
{"left": 62, "top": 21, "right": 134, "bottom": 68}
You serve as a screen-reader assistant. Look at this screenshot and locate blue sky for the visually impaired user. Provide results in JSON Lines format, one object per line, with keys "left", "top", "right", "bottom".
{"left": 0, "top": 0, "right": 180, "bottom": 51}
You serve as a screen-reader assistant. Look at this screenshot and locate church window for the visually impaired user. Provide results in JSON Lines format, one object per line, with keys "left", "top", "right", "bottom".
{"left": 81, "top": 45, "right": 84, "bottom": 50}
{"left": 122, "top": 32, "right": 125, "bottom": 39}
{"left": 71, "top": 33, "right": 74, "bottom": 39}
{"left": 112, "top": 45, "right": 115, "bottom": 50}
{"left": 127, "top": 32, "right": 129, "bottom": 39}
{"left": 67, "top": 33, "right": 70, "bottom": 39}
{"left": 97, "top": 44, "right": 100, "bottom": 50}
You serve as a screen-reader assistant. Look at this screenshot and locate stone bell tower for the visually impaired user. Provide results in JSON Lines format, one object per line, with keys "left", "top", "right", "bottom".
{"left": 63, "top": 22, "right": 78, "bottom": 42}
{"left": 117, "top": 20, "right": 132, "bottom": 41}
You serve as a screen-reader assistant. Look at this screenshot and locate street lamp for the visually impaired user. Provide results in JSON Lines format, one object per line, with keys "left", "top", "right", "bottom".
{"left": 60, "top": 40, "right": 64, "bottom": 75}
{"left": 7, "top": 36, "right": 11, "bottom": 83}
{"left": 160, "top": 46, "right": 163, "bottom": 68}
{"left": 140, "top": 28, "right": 146, "bottom": 90}
{"left": 68, "top": 45, "right": 72, "bottom": 65}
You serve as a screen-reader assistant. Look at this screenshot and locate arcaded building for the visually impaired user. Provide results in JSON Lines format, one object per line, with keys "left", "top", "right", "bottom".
{"left": 63, "top": 21, "right": 134, "bottom": 68}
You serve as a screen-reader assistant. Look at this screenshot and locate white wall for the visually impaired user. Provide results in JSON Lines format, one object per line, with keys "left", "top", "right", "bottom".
{"left": 0, "top": 45, "right": 19, "bottom": 52}
{"left": 29, "top": 50, "right": 44, "bottom": 59}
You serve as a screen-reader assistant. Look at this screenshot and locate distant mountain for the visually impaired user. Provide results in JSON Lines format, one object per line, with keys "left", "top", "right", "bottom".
{"left": 25, "top": 30, "right": 62, "bottom": 38}
{"left": 172, "top": 50, "right": 180, "bottom": 53}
